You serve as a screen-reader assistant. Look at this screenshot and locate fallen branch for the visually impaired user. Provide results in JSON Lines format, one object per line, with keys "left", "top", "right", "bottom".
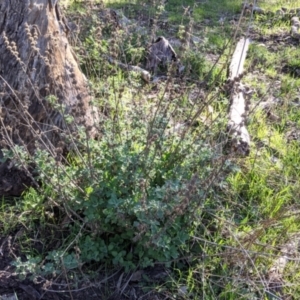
{"left": 227, "top": 37, "right": 251, "bottom": 156}
{"left": 105, "top": 55, "right": 151, "bottom": 82}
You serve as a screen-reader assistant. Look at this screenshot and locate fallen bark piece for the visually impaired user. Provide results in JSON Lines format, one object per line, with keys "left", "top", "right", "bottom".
{"left": 146, "top": 36, "right": 177, "bottom": 73}
{"left": 227, "top": 38, "right": 251, "bottom": 156}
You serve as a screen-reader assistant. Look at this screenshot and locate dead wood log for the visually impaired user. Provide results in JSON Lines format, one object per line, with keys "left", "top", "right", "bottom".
{"left": 146, "top": 36, "right": 177, "bottom": 74}
{"left": 227, "top": 38, "right": 251, "bottom": 156}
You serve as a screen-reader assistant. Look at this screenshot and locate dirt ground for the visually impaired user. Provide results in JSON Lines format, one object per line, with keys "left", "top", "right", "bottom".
{"left": 0, "top": 236, "right": 168, "bottom": 300}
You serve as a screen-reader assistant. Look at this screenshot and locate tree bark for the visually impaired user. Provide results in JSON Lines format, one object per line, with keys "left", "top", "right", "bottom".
{"left": 0, "top": 0, "right": 98, "bottom": 196}
{"left": 0, "top": 0, "right": 98, "bottom": 154}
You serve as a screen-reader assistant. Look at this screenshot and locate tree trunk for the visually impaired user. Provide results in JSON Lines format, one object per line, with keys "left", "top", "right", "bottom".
{"left": 0, "top": 0, "right": 98, "bottom": 153}
{"left": 0, "top": 0, "right": 98, "bottom": 196}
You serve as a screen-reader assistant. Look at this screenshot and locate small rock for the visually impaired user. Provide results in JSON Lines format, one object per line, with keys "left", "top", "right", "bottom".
{"left": 191, "top": 36, "right": 203, "bottom": 44}
{"left": 178, "top": 65, "right": 185, "bottom": 74}
{"left": 253, "top": 6, "right": 265, "bottom": 14}
{"left": 276, "top": 9, "right": 284, "bottom": 16}
{"left": 178, "top": 286, "right": 188, "bottom": 296}
{"left": 130, "top": 270, "right": 144, "bottom": 282}
{"left": 141, "top": 71, "right": 151, "bottom": 83}
{"left": 218, "top": 17, "right": 226, "bottom": 25}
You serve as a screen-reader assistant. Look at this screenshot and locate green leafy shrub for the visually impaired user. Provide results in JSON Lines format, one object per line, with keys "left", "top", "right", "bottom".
{"left": 18, "top": 107, "right": 221, "bottom": 273}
